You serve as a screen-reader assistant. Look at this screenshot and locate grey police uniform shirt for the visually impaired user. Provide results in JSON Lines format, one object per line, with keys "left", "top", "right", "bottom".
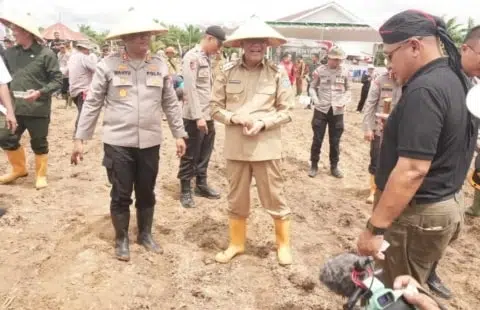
{"left": 308, "top": 64, "right": 351, "bottom": 115}
{"left": 75, "top": 52, "right": 187, "bottom": 149}
{"left": 362, "top": 72, "right": 402, "bottom": 135}
{"left": 182, "top": 44, "right": 213, "bottom": 121}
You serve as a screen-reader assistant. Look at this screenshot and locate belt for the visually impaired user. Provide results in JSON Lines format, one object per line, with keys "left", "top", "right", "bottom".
{"left": 409, "top": 192, "right": 457, "bottom": 206}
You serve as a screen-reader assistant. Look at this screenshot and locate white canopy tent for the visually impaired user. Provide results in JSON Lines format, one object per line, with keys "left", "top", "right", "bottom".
{"left": 266, "top": 22, "right": 381, "bottom": 43}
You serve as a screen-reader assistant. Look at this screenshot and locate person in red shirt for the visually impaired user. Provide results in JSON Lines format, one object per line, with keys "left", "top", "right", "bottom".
{"left": 280, "top": 53, "right": 295, "bottom": 85}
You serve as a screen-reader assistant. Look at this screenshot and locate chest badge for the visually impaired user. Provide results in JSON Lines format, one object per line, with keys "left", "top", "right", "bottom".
{"left": 119, "top": 89, "right": 127, "bottom": 97}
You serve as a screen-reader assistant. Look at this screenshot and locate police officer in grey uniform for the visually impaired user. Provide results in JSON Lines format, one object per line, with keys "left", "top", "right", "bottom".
{"left": 308, "top": 46, "right": 351, "bottom": 178}
{"left": 71, "top": 13, "right": 187, "bottom": 261}
{"left": 362, "top": 64, "right": 401, "bottom": 204}
{"left": 177, "top": 26, "right": 226, "bottom": 208}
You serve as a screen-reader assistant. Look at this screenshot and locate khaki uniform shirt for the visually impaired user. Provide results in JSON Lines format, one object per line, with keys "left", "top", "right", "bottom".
{"left": 182, "top": 45, "right": 213, "bottom": 120}
{"left": 308, "top": 64, "right": 351, "bottom": 115}
{"left": 210, "top": 59, "right": 294, "bottom": 161}
{"left": 362, "top": 72, "right": 402, "bottom": 135}
{"left": 75, "top": 51, "right": 187, "bottom": 149}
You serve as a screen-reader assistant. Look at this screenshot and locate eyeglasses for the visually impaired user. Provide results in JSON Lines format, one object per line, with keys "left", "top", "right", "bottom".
{"left": 383, "top": 37, "right": 423, "bottom": 63}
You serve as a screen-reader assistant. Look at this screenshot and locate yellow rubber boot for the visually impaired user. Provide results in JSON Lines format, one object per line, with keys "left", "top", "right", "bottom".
{"left": 366, "top": 174, "right": 376, "bottom": 204}
{"left": 35, "top": 154, "right": 48, "bottom": 189}
{"left": 215, "top": 218, "right": 246, "bottom": 263}
{"left": 274, "top": 218, "right": 292, "bottom": 266}
{"left": 0, "top": 147, "right": 28, "bottom": 184}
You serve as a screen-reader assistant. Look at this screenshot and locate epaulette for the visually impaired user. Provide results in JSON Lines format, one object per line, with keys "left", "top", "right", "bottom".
{"left": 222, "top": 60, "right": 239, "bottom": 72}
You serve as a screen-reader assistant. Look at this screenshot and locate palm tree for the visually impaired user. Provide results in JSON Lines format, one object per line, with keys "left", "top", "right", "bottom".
{"left": 443, "top": 16, "right": 465, "bottom": 46}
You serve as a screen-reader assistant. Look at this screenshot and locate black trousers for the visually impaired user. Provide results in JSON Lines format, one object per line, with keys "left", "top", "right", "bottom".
{"left": 0, "top": 115, "right": 49, "bottom": 154}
{"left": 61, "top": 78, "right": 69, "bottom": 95}
{"left": 103, "top": 144, "right": 160, "bottom": 215}
{"left": 177, "top": 119, "right": 215, "bottom": 181}
{"left": 73, "top": 93, "right": 85, "bottom": 137}
{"left": 368, "top": 134, "right": 382, "bottom": 175}
{"left": 356, "top": 86, "right": 370, "bottom": 112}
{"left": 310, "top": 108, "right": 344, "bottom": 167}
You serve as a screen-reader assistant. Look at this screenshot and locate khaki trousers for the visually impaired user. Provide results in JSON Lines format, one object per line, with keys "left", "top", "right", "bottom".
{"left": 226, "top": 159, "right": 290, "bottom": 219}
{"left": 373, "top": 190, "right": 464, "bottom": 288}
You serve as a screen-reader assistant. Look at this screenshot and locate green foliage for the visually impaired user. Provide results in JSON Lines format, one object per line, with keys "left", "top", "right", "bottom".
{"left": 442, "top": 16, "right": 476, "bottom": 46}
{"left": 78, "top": 24, "right": 108, "bottom": 45}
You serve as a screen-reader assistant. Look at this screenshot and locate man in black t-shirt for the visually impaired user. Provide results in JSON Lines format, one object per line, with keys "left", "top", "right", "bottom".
{"left": 357, "top": 10, "right": 477, "bottom": 292}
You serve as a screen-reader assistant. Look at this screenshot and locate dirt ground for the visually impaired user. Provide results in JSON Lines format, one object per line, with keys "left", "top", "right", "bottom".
{"left": 0, "top": 84, "right": 479, "bottom": 310}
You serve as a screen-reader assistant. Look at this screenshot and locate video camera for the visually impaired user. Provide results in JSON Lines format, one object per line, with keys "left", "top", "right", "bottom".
{"left": 319, "top": 253, "right": 418, "bottom": 310}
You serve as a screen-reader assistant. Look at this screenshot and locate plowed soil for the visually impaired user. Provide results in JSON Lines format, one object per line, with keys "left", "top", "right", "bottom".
{"left": 1, "top": 84, "right": 479, "bottom": 310}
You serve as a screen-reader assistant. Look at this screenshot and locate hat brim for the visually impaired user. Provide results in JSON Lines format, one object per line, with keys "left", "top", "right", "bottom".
{"left": 224, "top": 37, "right": 286, "bottom": 48}
{"left": 0, "top": 17, "right": 44, "bottom": 43}
{"left": 327, "top": 55, "right": 346, "bottom": 60}
{"left": 105, "top": 28, "right": 168, "bottom": 41}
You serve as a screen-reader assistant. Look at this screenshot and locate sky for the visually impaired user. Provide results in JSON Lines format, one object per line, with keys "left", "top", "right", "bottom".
{"left": 0, "top": 0, "right": 479, "bottom": 33}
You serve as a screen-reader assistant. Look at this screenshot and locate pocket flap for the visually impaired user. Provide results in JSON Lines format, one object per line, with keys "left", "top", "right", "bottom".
{"left": 226, "top": 83, "right": 244, "bottom": 94}
{"left": 102, "top": 156, "right": 113, "bottom": 169}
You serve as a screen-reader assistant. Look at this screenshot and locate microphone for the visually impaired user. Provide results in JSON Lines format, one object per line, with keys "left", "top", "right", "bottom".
{"left": 319, "top": 252, "right": 372, "bottom": 297}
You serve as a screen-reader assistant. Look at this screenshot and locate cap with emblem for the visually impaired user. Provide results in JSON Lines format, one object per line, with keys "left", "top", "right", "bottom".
{"left": 223, "top": 16, "right": 287, "bottom": 48}
{"left": 205, "top": 25, "right": 226, "bottom": 42}
{"left": 105, "top": 9, "right": 168, "bottom": 40}
{"left": 327, "top": 46, "right": 346, "bottom": 60}
{"left": 0, "top": 12, "right": 43, "bottom": 42}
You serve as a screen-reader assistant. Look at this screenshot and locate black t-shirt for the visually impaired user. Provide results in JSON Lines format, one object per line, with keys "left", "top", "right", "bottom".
{"left": 376, "top": 58, "right": 477, "bottom": 204}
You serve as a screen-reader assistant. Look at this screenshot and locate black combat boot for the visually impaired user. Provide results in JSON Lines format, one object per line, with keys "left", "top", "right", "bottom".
{"left": 0, "top": 208, "right": 6, "bottom": 218}
{"left": 137, "top": 208, "right": 163, "bottom": 254}
{"left": 195, "top": 176, "right": 220, "bottom": 199}
{"left": 308, "top": 162, "right": 318, "bottom": 178}
{"left": 427, "top": 262, "right": 452, "bottom": 299}
{"left": 180, "top": 180, "right": 195, "bottom": 208}
{"left": 111, "top": 212, "right": 130, "bottom": 261}
{"left": 331, "top": 165, "right": 344, "bottom": 179}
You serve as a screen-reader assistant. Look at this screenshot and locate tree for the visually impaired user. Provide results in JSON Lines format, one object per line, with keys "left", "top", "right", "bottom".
{"left": 443, "top": 16, "right": 465, "bottom": 46}
{"left": 78, "top": 24, "right": 108, "bottom": 46}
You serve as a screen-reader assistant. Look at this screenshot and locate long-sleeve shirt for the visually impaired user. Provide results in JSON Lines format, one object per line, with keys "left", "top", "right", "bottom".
{"left": 4, "top": 42, "right": 63, "bottom": 117}
{"left": 210, "top": 59, "right": 293, "bottom": 161}
{"left": 182, "top": 44, "right": 213, "bottom": 120}
{"left": 362, "top": 72, "right": 402, "bottom": 135}
{"left": 75, "top": 51, "right": 187, "bottom": 149}
{"left": 68, "top": 51, "right": 96, "bottom": 97}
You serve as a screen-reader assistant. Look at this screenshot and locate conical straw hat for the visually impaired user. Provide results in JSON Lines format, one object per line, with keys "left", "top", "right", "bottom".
{"left": 224, "top": 16, "right": 287, "bottom": 48}
{"left": 0, "top": 12, "right": 43, "bottom": 43}
{"left": 106, "top": 9, "right": 168, "bottom": 40}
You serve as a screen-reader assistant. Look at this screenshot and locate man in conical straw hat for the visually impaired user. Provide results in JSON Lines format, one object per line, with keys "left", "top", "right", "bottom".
{"left": 71, "top": 9, "right": 188, "bottom": 262}
{"left": 210, "top": 16, "right": 294, "bottom": 266}
{"left": 0, "top": 12, "right": 63, "bottom": 189}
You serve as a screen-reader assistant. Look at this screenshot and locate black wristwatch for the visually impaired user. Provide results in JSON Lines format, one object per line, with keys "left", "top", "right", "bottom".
{"left": 366, "top": 219, "right": 387, "bottom": 235}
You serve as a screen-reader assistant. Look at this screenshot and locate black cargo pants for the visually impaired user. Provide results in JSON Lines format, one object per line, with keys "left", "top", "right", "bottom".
{"left": 310, "top": 108, "right": 344, "bottom": 167}
{"left": 103, "top": 144, "right": 160, "bottom": 215}
{"left": 368, "top": 134, "right": 382, "bottom": 175}
{"left": 0, "top": 115, "right": 49, "bottom": 154}
{"left": 177, "top": 119, "right": 215, "bottom": 181}
{"left": 72, "top": 92, "right": 85, "bottom": 138}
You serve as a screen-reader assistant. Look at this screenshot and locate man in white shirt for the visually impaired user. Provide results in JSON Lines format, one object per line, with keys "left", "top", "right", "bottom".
{"left": 68, "top": 42, "right": 96, "bottom": 137}
{"left": 0, "top": 57, "right": 17, "bottom": 217}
